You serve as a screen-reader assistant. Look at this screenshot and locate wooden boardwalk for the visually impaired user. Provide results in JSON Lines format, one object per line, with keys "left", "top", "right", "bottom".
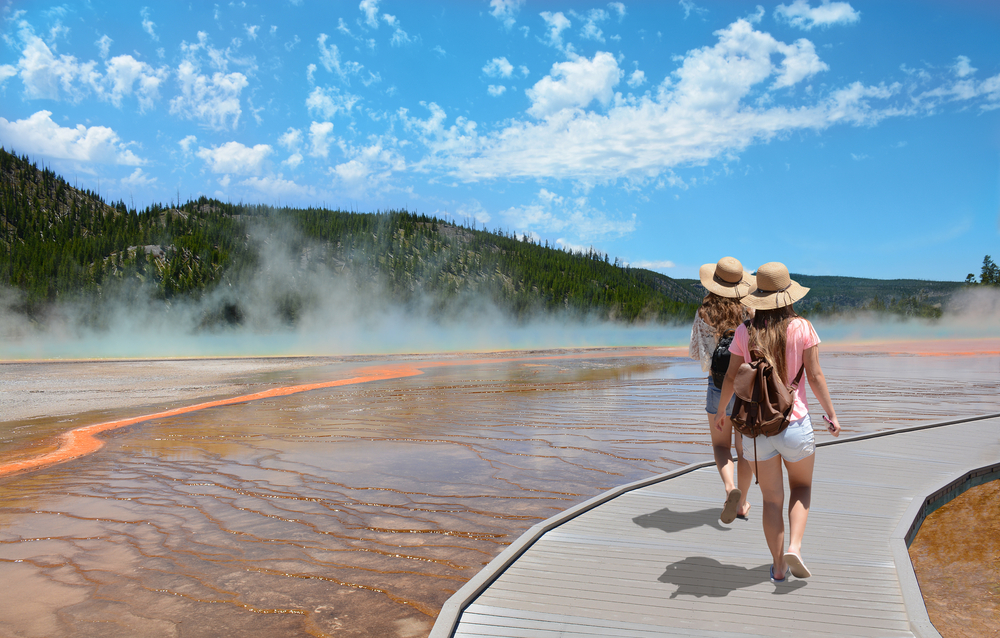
{"left": 431, "top": 414, "right": 1000, "bottom": 638}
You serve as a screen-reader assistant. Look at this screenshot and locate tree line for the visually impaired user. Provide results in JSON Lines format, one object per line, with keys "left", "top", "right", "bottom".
{"left": 0, "top": 147, "right": 701, "bottom": 328}
{"left": 965, "top": 255, "right": 999, "bottom": 286}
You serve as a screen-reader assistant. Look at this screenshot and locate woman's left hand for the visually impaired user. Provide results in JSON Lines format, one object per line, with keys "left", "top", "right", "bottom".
{"left": 823, "top": 415, "right": 841, "bottom": 437}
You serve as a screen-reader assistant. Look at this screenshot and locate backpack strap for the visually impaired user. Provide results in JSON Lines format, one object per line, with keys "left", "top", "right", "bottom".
{"left": 789, "top": 363, "right": 805, "bottom": 390}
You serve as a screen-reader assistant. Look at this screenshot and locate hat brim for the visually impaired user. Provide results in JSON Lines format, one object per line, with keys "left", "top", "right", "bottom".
{"left": 740, "top": 282, "right": 810, "bottom": 310}
{"left": 699, "top": 263, "right": 757, "bottom": 299}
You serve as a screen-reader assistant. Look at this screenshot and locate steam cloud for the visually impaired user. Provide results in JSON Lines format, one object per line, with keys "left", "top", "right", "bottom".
{"left": 3, "top": 219, "right": 998, "bottom": 360}
{"left": 1, "top": 220, "right": 687, "bottom": 359}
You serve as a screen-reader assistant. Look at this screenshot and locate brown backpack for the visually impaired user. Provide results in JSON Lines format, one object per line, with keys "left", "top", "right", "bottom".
{"left": 731, "top": 342, "right": 805, "bottom": 482}
{"left": 731, "top": 353, "right": 805, "bottom": 439}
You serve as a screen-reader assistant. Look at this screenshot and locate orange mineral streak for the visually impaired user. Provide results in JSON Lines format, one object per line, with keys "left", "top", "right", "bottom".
{"left": 0, "top": 364, "right": 424, "bottom": 478}
{"left": 3, "top": 339, "right": 988, "bottom": 478}
{"left": 0, "top": 348, "right": 669, "bottom": 478}
{"left": 823, "top": 337, "right": 1000, "bottom": 357}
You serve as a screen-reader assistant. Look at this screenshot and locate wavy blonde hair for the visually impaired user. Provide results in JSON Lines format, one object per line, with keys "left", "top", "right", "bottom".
{"left": 747, "top": 305, "right": 798, "bottom": 384}
{"left": 698, "top": 293, "right": 750, "bottom": 340}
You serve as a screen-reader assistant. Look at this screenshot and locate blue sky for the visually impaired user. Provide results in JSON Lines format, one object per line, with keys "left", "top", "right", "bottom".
{"left": 1, "top": 0, "right": 998, "bottom": 282}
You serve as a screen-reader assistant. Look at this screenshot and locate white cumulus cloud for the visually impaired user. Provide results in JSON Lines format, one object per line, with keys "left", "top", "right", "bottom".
{"left": 15, "top": 30, "right": 98, "bottom": 101}
{"left": 400, "top": 18, "right": 909, "bottom": 184}
{"left": 488, "top": 85, "right": 506, "bottom": 97}
{"left": 0, "top": 110, "right": 143, "bottom": 165}
{"left": 360, "top": 0, "right": 380, "bottom": 28}
{"left": 278, "top": 127, "right": 303, "bottom": 150}
{"left": 540, "top": 11, "right": 572, "bottom": 51}
{"left": 627, "top": 69, "right": 646, "bottom": 88}
{"left": 96, "top": 34, "right": 113, "bottom": 59}
{"left": 103, "top": 54, "right": 168, "bottom": 110}
{"left": 490, "top": 0, "right": 526, "bottom": 30}
{"left": 121, "top": 167, "right": 157, "bottom": 188}
{"left": 8, "top": 27, "right": 168, "bottom": 111}
{"left": 526, "top": 51, "right": 621, "bottom": 119}
{"left": 574, "top": 8, "right": 609, "bottom": 42}
{"left": 0, "top": 64, "right": 17, "bottom": 86}
{"left": 170, "top": 60, "right": 248, "bottom": 130}
{"left": 953, "top": 55, "right": 976, "bottom": 78}
{"left": 774, "top": 0, "right": 860, "bottom": 30}
{"left": 483, "top": 57, "right": 514, "bottom": 78}
{"left": 309, "top": 121, "right": 335, "bottom": 158}
{"left": 196, "top": 141, "right": 272, "bottom": 174}
{"left": 332, "top": 137, "right": 405, "bottom": 197}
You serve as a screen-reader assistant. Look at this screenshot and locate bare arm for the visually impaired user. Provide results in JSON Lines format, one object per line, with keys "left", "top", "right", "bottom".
{"left": 803, "top": 345, "right": 840, "bottom": 436}
{"left": 714, "top": 352, "right": 744, "bottom": 431}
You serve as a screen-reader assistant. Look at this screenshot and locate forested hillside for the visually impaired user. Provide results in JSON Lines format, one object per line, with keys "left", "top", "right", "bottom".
{"left": 2, "top": 148, "right": 973, "bottom": 331}
{"left": 679, "top": 273, "right": 962, "bottom": 319}
{"left": 1, "top": 148, "right": 702, "bottom": 330}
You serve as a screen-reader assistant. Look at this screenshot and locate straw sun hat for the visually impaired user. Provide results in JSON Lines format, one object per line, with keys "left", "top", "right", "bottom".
{"left": 699, "top": 256, "right": 755, "bottom": 299}
{"left": 740, "top": 262, "right": 810, "bottom": 310}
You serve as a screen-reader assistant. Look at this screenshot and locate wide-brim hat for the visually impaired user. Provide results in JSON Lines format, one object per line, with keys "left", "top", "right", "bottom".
{"left": 741, "top": 262, "right": 809, "bottom": 310}
{"left": 699, "top": 256, "right": 756, "bottom": 299}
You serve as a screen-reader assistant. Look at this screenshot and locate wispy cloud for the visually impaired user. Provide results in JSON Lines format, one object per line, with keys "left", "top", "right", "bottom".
{"left": 402, "top": 18, "right": 958, "bottom": 185}
{"left": 498, "top": 189, "right": 636, "bottom": 242}
{"left": 774, "top": 0, "right": 860, "bottom": 30}
{"left": 140, "top": 7, "right": 159, "bottom": 41}
{"left": 489, "top": 0, "right": 526, "bottom": 30}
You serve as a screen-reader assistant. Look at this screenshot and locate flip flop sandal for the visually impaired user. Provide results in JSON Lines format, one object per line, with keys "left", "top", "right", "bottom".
{"left": 720, "top": 488, "right": 742, "bottom": 524}
{"left": 783, "top": 552, "right": 812, "bottom": 578}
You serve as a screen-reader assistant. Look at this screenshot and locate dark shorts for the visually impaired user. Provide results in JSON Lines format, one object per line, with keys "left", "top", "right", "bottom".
{"left": 705, "top": 376, "right": 736, "bottom": 416}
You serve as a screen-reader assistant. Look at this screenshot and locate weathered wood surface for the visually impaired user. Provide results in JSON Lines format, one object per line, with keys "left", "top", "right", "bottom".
{"left": 434, "top": 415, "right": 1000, "bottom": 638}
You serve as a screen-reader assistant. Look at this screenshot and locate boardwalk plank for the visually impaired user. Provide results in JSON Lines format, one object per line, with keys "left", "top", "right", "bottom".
{"left": 435, "top": 415, "right": 1000, "bottom": 638}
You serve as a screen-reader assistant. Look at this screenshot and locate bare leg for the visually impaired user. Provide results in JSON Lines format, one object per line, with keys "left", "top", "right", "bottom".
{"left": 753, "top": 455, "right": 786, "bottom": 575}
{"left": 783, "top": 453, "right": 815, "bottom": 560}
{"left": 708, "top": 413, "right": 736, "bottom": 496}
{"left": 734, "top": 432, "right": 752, "bottom": 517}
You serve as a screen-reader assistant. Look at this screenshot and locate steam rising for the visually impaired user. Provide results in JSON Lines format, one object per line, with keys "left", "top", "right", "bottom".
{"left": 812, "top": 286, "right": 1000, "bottom": 345}
{"left": 2, "top": 220, "right": 998, "bottom": 360}
{"left": 0, "top": 221, "right": 687, "bottom": 360}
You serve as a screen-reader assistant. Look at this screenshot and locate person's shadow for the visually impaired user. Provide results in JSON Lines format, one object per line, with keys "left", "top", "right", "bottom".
{"left": 633, "top": 508, "right": 808, "bottom": 597}
{"left": 658, "top": 556, "right": 807, "bottom": 598}
{"left": 633, "top": 506, "right": 730, "bottom": 533}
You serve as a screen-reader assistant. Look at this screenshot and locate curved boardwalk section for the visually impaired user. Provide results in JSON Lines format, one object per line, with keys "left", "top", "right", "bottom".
{"left": 433, "top": 414, "right": 1000, "bottom": 638}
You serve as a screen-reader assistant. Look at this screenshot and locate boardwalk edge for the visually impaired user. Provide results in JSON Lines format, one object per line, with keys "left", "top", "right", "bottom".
{"left": 891, "top": 457, "right": 1000, "bottom": 638}
{"left": 429, "top": 459, "right": 717, "bottom": 638}
{"left": 432, "top": 412, "right": 1000, "bottom": 638}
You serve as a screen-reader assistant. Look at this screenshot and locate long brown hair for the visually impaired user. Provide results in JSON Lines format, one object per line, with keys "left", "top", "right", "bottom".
{"left": 748, "top": 305, "right": 798, "bottom": 383}
{"left": 698, "top": 293, "right": 749, "bottom": 339}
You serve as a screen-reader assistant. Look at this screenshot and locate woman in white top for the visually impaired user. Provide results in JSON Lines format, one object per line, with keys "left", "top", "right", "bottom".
{"left": 715, "top": 262, "right": 841, "bottom": 583}
{"left": 689, "top": 256, "right": 755, "bottom": 525}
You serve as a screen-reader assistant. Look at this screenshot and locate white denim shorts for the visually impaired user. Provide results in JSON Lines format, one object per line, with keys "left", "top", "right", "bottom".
{"left": 744, "top": 413, "right": 816, "bottom": 463}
